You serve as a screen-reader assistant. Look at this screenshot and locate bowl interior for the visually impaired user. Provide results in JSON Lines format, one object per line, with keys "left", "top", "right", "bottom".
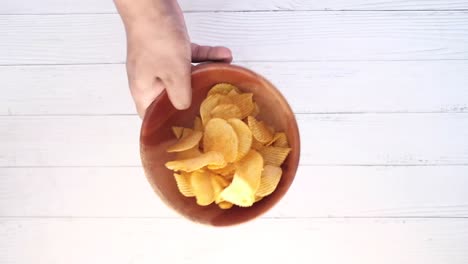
{"left": 140, "top": 63, "right": 300, "bottom": 226}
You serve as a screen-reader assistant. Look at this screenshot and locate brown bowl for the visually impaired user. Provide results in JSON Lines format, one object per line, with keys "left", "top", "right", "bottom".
{"left": 140, "top": 63, "right": 300, "bottom": 226}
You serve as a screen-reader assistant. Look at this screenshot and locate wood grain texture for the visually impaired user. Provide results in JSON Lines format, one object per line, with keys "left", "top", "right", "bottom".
{"left": 0, "top": 114, "right": 467, "bottom": 167}
{"left": 2, "top": 0, "right": 468, "bottom": 14}
{"left": 1, "top": 218, "right": 467, "bottom": 264}
{"left": 2, "top": 61, "right": 468, "bottom": 115}
{"left": 1, "top": 166, "right": 467, "bottom": 217}
{"left": 1, "top": 12, "right": 468, "bottom": 65}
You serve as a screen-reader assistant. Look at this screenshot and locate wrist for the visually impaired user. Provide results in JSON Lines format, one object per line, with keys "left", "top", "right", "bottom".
{"left": 114, "top": 0, "right": 177, "bottom": 30}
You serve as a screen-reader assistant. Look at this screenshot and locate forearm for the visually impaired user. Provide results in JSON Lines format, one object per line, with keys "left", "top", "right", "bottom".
{"left": 113, "top": 0, "right": 179, "bottom": 28}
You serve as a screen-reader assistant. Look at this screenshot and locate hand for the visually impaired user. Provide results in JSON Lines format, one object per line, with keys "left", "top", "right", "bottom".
{"left": 115, "top": 0, "right": 232, "bottom": 118}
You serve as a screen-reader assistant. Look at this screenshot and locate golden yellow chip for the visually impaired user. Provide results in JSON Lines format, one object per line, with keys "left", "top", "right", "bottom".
{"left": 227, "top": 118, "right": 252, "bottom": 161}
{"left": 227, "top": 89, "right": 240, "bottom": 97}
{"left": 203, "top": 118, "right": 239, "bottom": 163}
{"left": 167, "top": 131, "right": 203, "bottom": 153}
{"left": 219, "top": 150, "right": 263, "bottom": 207}
{"left": 218, "top": 201, "right": 234, "bottom": 209}
{"left": 211, "top": 173, "right": 230, "bottom": 204}
{"left": 230, "top": 93, "right": 255, "bottom": 119}
{"left": 172, "top": 126, "right": 184, "bottom": 139}
{"left": 251, "top": 137, "right": 265, "bottom": 151}
{"left": 193, "top": 116, "right": 203, "bottom": 131}
{"left": 210, "top": 104, "right": 242, "bottom": 120}
{"left": 255, "top": 196, "right": 263, "bottom": 202}
{"left": 258, "top": 146, "right": 291, "bottom": 166}
{"left": 173, "top": 172, "right": 195, "bottom": 197}
{"left": 200, "top": 94, "right": 223, "bottom": 125}
{"left": 247, "top": 116, "right": 274, "bottom": 143}
{"left": 175, "top": 146, "right": 202, "bottom": 160}
{"left": 190, "top": 170, "right": 214, "bottom": 206}
{"left": 256, "top": 165, "right": 282, "bottom": 197}
{"left": 251, "top": 103, "right": 260, "bottom": 117}
{"left": 165, "top": 151, "right": 225, "bottom": 172}
{"left": 181, "top": 128, "right": 194, "bottom": 138}
{"left": 269, "top": 132, "right": 289, "bottom": 148}
{"left": 207, "top": 83, "right": 240, "bottom": 96}
{"left": 210, "top": 163, "right": 236, "bottom": 177}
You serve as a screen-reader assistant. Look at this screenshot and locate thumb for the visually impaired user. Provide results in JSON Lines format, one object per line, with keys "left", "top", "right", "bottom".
{"left": 191, "top": 43, "right": 233, "bottom": 63}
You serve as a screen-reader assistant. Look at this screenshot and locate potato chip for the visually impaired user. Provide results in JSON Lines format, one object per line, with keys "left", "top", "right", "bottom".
{"left": 251, "top": 137, "right": 265, "bottom": 151}
{"left": 207, "top": 83, "right": 240, "bottom": 96}
{"left": 256, "top": 165, "right": 282, "bottom": 197}
{"left": 181, "top": 128, "right": 194, "bottom": 138}
{"left": 268, "top": 132, "right": 289, "bottom": 148}
{"left": 166, "top": 82, "right": 292, "bottom": 209}
{"left": 227, "top": 118, "right": 252, "bottom": 161}
{"left": 251, "top": 103, "right": 260, "bottom": 117}
{"left": 210, "top": 104, "right": 242, "bottom": 120}
{"left": 230, "top": 93, "right": 255, "bottom": 119}
{"left": 167, "top": 131, "right": 203, "bottom": 153}
{"left": 172, "top": 126, "right": 184, "bottom": 139}
{"left": 227, "top": 89, "right": 240, "bottom": 97}
{"left": 165, "top": 151, "right": 225, "bottom": 172}
{"left": 247, "top": 116, "right": 274, "bottom": 143}
{"left": 218, "top": 201, "right": 234, "bottom": 209}
{"left": 175, "top": 146, "right": 202, "bottom": 160}
{"left": 203, "top": 118, "right": 239, "bottom": 163}
{"left": 193, "top": 116, "right": 203, "bottom": 131}
{"left": 210, "top": 163, "right": 236, "bottom": 177}
{"left": 219, "top": 150, "right": 263, "bottom": 207}
{"left": 211, "top": 174, "right": 230, "bottom": 204}
{"left": 173, "top": 172, "right": 195, "bottom": 197}
{"left": 190, "top": 170, "right": 215, "bottom": 206}
{"left": 200, "top": 94, "right": 223, "bottom": 125}
{"left": 258, "top": 146, "right": 291, "bottom": 166}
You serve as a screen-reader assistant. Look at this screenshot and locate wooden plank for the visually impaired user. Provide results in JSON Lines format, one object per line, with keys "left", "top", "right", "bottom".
{"left": 0, "top": 114, "right": 467, "bottom": 167}
{"left": 1, "top": 218, "right": 467, "bottom": 264}
{"left": 1, "top": 12, "right": 468, "bottom": 64}
{"left": 2, "top": 61, "right": 468, "bottom": 115}
{"left": 2, "top": 0, "right": 468, "bottom": 14}
{"left": 1, "top": 166, "right": 467, "bottom": 217}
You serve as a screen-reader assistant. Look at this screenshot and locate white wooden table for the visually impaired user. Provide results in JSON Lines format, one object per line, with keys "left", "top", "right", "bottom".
{"left": 1, "top": 1, "right": 468, "bottom": 263}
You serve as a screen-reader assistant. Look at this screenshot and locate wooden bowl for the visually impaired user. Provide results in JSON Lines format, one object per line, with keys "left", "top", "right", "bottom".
{"left": 140, "top": 63, "right": 300, "bottom": 226}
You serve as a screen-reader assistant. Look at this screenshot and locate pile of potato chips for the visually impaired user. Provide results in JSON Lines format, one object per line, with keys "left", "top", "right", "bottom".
{"left": 165, "top": 83, "right": 291, "bottom": 209}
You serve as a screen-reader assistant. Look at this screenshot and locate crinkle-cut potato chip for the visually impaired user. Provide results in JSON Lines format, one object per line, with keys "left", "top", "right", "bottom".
{"left": 247, "top": 116, "right": 274, "bottom": 143}
{"left": 229, "top": 93, "right": 255, "bottom": 119}
{"left": 193, "top": 116, "right": 203, "bottom": 131}
{"left": 211, "top": 174, "right": 230, "bottom": 203}
{"left": 251, "top": 103, "right": 260, "bottom": 117}
{"left": 210, "top": 104, "right": 242, "bottom": 120}
{"left": 190, "top": 170, "right": 215, "bottom": 206}
{"left": 228, "top": 118, "right": 252, "bottom": 161}
{"left": 175, "top": 146, "right": 202, "bottom": 160}
{"left": 219, "top": 150, "right": 263, "bottom": 207}
{"left": 165, "top": 151, "right": 225, "bottom": 172}
{"left": 207, "top": 83, "right": 240, "bottom": 96}
{"left": 251, "top": 137, "right": 265, "bottom": 151}
{"left": 210, "top": 163, "right": 236, "bottom": 177}
{"left": 172, "top": 126, "right": 184, "bottom": 139}
{"left": 268, "top": 132, "right": 289, "bottom": 148}
{"left": 218, "top": 201, "right": 234, "bottom": 209}
{"left": 256, "top": 165, "right": 282, "bottom": 197}
{"left": 203, "top": 118, "right": 239, "bottom": 163}
{"left": 167, "top": 131, "right": 203, "bottom": 153}
{"left": 258, "top": 146, "right": 291, "bottom": 167}
{"left": 165, "top": 82, "right": 292, "bottom": 209}
{"left": 181, "top": 128, "right": 194, "bottom": 138}
{"left": 227, "top": 89, "right": 240, "bottom": 97}
{"left": 174, "top": 172, "right": 195, "bottom": 197}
